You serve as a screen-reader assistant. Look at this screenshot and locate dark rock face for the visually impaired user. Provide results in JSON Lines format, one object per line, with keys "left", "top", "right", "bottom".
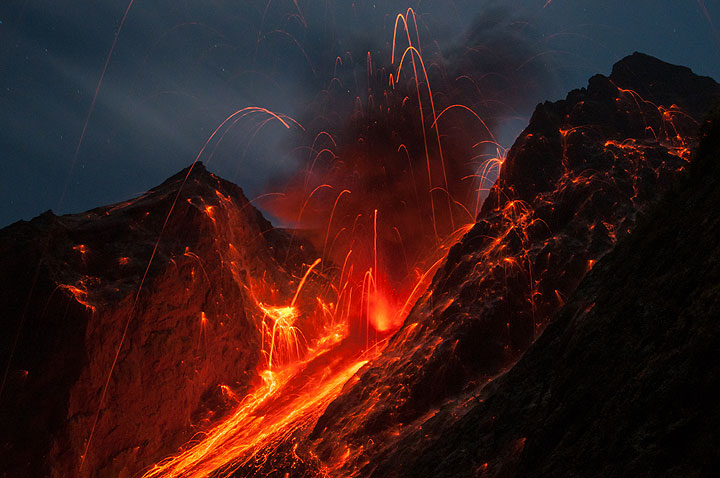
{"left": 375, "top": 104, "right": 720, "bottom": 478}
{"left": 0, "top": 163, "right": 321, "bottom": 477}
{"left": 308, "top": 53, "right": 720, "bottom": 474}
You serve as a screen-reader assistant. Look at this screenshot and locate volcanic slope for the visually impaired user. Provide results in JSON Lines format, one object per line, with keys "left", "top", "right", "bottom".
{"left": 371, "top": 89, "right": 720, "bottom": 478}
{"left": 306, "top": 53, "right": 720, "bottom": 476}
{"left": 0, "top": 163, "right": 324, "bottom": 478}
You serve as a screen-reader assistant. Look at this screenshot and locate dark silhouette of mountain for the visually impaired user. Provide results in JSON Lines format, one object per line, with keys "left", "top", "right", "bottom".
{"left": 0, "top": 163, "right": 323, "bottom": 477}
{"left": 368, "top": 97, "right": 720, "bottom": 478}
{"left": 307, "top": 52, "right": 720, "bottom": 476}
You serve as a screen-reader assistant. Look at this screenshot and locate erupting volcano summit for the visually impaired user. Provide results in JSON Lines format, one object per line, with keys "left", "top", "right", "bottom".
{"left": 1, "top": 49, "right": 719, "bottom": 478}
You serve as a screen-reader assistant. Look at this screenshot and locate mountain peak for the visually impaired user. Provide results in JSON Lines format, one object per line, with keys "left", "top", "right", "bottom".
{"left": 307, "top": 52, "right": 720, "bottom": 476}
{"left": 151, "top": 160, "right": 215, "bottom": 191}
{"left": 610, "top": 52, "right": 720, "bottom": 118}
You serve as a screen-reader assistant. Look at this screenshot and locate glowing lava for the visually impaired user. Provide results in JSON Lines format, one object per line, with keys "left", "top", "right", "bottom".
{"left": 135, "top": 10, "right": 706, "bottom": 478}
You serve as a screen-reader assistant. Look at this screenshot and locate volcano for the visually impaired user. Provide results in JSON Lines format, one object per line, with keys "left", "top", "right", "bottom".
{"left": 1, "top": 53, "right": 719, "bottom": 478}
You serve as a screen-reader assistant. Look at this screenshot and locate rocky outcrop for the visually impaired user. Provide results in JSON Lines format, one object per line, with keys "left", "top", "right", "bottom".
{"left": 0, "top": 163, "right": 322, "bottom": 477}
{"left": 308, "top": 53, "right": 720, "bottom": 475}
{"left": 370, "top": 97, "right": 720, "bottom": 478}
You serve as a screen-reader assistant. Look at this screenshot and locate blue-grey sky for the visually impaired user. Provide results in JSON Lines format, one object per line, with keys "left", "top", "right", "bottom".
{"left": 1, "top": 0, "right": 718, "bottom": 227}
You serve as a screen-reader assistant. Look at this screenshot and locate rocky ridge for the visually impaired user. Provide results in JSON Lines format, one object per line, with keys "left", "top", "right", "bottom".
{"left": 0, "top": 163, "right": 322, "bottom": 477}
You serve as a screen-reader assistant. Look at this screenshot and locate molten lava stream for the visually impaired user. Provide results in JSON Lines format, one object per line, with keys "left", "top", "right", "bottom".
{"left": 141, "top": 8, "right": 499, "bottom": 475}
{"left": 140, "top": 227, "right": 463, "bottom": 478}
{"left": 141, "top": 320, "right": 373, "bottom": 478}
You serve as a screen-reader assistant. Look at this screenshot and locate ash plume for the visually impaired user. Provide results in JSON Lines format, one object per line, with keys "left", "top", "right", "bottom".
{"left": 260, "top": 5, "right": 553, "bottom": 324}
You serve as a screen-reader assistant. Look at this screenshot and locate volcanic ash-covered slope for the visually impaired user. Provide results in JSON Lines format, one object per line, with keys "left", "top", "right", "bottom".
{"left": 310, "top": 53, "right": 720, "bottom": 474}
{"left": 380, "top": 96, "right": 720, "bottom": 478}
{"left": 0, "top": 163, "right": 321, "bottom": 478}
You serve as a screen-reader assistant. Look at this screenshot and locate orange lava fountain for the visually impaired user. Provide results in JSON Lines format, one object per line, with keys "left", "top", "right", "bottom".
{"left": 138, "top": 8, "right": 499, "bottom": 477}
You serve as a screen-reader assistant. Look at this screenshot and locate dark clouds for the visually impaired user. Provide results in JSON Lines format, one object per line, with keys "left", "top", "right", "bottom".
{"left": 1, "top": 0, "right": 718, "bottom": 227}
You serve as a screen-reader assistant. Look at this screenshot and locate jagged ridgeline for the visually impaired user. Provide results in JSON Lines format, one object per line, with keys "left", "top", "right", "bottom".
{"left": 369, "top": 79, "right": 720, "bottom": 478}
{"left": 305, "top": 52, "right": 720, "bottom": 477}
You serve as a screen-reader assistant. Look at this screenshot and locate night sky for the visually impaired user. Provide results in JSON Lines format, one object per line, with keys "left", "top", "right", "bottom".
{"left": 1, "top": 0, "right": 718, "bottom": 228}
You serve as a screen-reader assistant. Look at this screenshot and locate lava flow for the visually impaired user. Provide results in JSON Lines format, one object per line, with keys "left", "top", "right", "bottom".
{"left": 136, "top": 8, "right": 500, "bottom": 477}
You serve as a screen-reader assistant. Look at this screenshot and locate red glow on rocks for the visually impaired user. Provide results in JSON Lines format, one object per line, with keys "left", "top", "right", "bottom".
{"left": 368, "top": 290, "right": 398, "bottom": 333}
